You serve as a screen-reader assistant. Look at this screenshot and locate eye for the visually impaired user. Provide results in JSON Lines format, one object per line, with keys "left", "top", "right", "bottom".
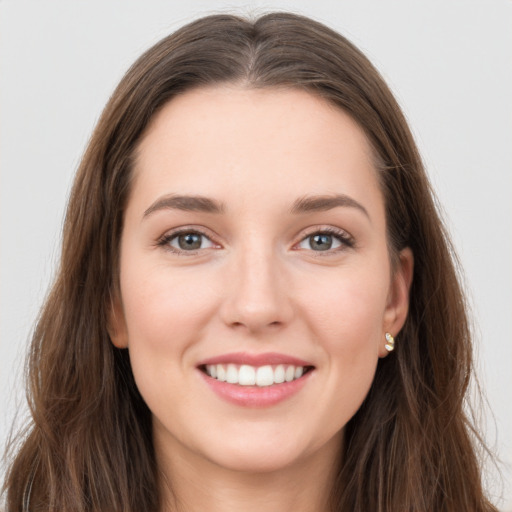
{"left": 159, "top": 230, "right": 216, "bottom": 253}
{"left": 296, "top": 229, "right": 353, "bottom": 252}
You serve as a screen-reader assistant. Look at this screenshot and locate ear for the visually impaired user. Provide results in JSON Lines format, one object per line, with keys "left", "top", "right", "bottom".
{"left": 379, "top": 247, "right": 414, "bottom": 358}
{"left": 107, "top": 294, "right": 129, "bottom": 349}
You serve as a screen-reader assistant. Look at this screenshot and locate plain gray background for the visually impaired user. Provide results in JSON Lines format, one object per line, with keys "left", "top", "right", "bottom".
{"left": 1, "top": 0, "right": 511, "bottom": 509}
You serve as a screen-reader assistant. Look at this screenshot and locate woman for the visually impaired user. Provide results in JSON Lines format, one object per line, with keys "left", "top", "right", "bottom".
{"left": 2, "top": 12, "right": 497, "bottom": 512}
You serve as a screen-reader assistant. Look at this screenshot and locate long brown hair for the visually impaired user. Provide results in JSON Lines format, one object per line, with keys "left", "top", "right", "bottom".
{"left": 3, "top": 12, "right": 496, "bottom": 511}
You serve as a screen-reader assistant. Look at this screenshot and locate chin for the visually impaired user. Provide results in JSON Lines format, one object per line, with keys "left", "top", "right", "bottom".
{"left": 205, "top": 444, "right": 307, "bottom": 474}
{"left": 198, "top": 425, "right": 342, "bottom": 475}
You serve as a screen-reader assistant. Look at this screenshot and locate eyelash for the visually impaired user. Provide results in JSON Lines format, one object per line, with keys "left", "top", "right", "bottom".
{"left": 156, "top": 226, "right": 355, "bottom": 256}
{"left": 156, "top": 228, "right": 217, "bottom": 255}
{"left": 296, "top": 227, "right": 355, "bottom": 255}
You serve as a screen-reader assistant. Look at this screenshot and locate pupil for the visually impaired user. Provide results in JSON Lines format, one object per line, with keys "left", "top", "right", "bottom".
{"left": 178, "top": 233, "right": 201, "bottom": 250}
{"left": 311, "top": 234, "right": 332, "bottom": 251}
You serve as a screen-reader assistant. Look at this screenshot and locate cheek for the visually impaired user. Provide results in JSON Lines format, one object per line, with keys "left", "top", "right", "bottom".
{"left": 297, "top": 264, "right": 389, "bottom": 411}
{"left": 301, "top": 263, "right": 389, "bottom": 349}
{"left": 118, "top": 261, "right": 222, "bottom": 415}
{"left": 120, "top": 260, "right": 219, "bottom": 351}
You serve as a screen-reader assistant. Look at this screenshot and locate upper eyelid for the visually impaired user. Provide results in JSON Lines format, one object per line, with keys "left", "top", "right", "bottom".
{"left": 296, "top": 226, "right": 353, "bottom": 242}
{"left": 157, "top": 226, "right": 220, "bottom": 250}
{"left": 299, "top": 225, "right": 350, "bottom": 236}
{"left": 161, "top": 225, "right": 217, "bottom": 239}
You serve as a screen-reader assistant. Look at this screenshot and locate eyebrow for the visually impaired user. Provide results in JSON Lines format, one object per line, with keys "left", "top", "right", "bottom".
{"left": 290, "top": 194, "right": 370, "bottom": 219}
{"left": 143, "top": 194, "right": 225, "bottom": 218}
{"left": 142, "top": 193, "right": 369, "bottom": 220}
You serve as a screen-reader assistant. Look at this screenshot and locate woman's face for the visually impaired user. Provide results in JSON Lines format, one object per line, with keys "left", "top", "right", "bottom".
{"left": 109, "top": 86, "right": 412, "bottom": 474}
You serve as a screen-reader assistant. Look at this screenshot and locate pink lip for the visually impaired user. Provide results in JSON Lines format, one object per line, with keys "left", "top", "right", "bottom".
{"left": 198, "top": 370, "right": 313, "bottom": 407}
{"left": 197, "top": 352, "right": 313, "bottom": 367}
{"left": 196, "top": 352, "right": 315, "bottom": 408}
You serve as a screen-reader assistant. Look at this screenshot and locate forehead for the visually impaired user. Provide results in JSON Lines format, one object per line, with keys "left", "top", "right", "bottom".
{"left": 131, "top": 86, "right": 381, "bottom": 214}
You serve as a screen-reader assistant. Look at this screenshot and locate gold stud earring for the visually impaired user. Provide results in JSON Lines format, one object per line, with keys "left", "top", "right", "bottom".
{"left": 384, "top": 332, "right": 395, "bottom": 352}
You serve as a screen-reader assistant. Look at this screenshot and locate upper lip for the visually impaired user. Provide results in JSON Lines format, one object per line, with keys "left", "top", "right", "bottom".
{"left": 197, "top": 352, "right": 314, "bottom": 367}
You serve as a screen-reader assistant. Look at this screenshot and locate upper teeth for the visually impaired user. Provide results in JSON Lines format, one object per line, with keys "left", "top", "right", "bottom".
{"left": 205, "top": 364, "right": 305, "bottom": 387}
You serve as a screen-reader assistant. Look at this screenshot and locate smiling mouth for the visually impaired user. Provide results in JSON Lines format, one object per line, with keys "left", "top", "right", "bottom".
{"left": 199, "top": 364, "right": 314, "bottom": 387}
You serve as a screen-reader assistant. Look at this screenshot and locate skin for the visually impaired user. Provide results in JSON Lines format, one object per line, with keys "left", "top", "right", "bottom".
{"left": 109, "top": 86, "right": 413, "bottom": 512}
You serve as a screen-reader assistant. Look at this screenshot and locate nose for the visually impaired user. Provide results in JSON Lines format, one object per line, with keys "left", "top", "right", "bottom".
{"left": 220, "top": 246, "right": 294, "bottom": 334}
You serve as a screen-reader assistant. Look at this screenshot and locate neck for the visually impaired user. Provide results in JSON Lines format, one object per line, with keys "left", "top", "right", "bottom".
{"left": 155, "top": 433, "right": 341, "bottom": 512}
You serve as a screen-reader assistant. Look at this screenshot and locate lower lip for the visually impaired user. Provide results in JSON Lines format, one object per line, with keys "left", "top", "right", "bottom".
{"left": 198, "top": 370, "right": 313, "bottom": 407}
